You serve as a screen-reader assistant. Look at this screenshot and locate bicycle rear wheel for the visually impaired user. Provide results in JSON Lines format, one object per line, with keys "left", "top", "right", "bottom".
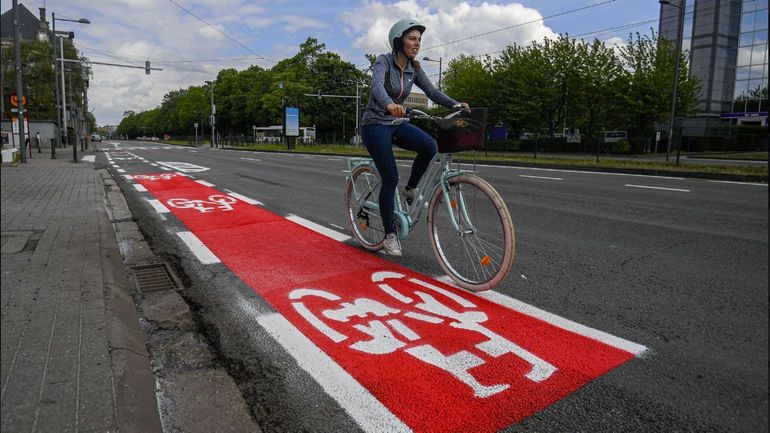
{"left": 428, "top": 175, "right": 515, "bottom": 291}
{"left": 345, "top": 165, "right": 386, "bottom": 250}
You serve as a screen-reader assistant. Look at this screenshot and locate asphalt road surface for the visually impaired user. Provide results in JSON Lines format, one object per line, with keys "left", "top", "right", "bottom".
{"left": 97, "top": 141, "right": 768, "bottom": 433}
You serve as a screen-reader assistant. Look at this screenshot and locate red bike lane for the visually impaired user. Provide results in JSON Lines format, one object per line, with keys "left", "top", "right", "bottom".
{"left": 134, "top": 172, "right": 642, "bottom": 433}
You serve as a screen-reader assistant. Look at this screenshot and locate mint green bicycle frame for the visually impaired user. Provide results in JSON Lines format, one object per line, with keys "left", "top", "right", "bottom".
{"left": 347, "top": 152, "right": 473, "bottom": 240}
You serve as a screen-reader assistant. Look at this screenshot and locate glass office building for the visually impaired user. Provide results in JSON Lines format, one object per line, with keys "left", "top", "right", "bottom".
{"left": 659, "top": 0, "right": 768, "bottom": 134}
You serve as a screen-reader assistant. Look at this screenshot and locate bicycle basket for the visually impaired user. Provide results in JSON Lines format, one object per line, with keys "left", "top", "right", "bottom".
{"left": 435, "top": 108, "right": 487, "bottom": 153}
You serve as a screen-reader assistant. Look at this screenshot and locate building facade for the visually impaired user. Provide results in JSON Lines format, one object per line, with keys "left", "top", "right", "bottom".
{"left": 659, "top": 0, "right": 768, "bottom": 134}
{"left": 403, "top": 92, "right": 429, "bottom": 109}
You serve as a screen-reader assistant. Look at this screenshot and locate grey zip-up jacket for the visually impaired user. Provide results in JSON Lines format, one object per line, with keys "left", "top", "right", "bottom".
{"left": 361, "top": 53, "right": 460, "bottom": 126}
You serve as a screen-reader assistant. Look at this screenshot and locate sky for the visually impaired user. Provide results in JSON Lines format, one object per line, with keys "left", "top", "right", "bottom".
{"left": 10, "top": 0, "right": 661, "bottom": 126}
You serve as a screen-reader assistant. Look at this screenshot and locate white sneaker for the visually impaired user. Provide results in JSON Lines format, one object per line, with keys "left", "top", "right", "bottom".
{"left": 383, "top": 233, "right": 402, "bottom": 256}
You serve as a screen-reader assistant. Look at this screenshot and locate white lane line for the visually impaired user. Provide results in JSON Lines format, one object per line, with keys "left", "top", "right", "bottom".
{"left": 432, "top": 275, "right": 649, "bottom": 356}
{"left": 111, "top": 164, "right": 120, "bottom": 168}
{"left": 82, "top": 155, "right": 95, "bottom": 162}
{"left": 224, "top": 191, "right": 263, "bottom": 206}
{"left": 117, "top": 169, "right": 126, "bottom": 173}
{"left": 327, "top": 158, "right": 342, "bottom": 161}
{"left": 150, "top": 163, "right": 158, "bottom": 166}
{"left": 330, "top": 223, "right": 346, "bottom": 231}
{"left": 133, "top": 184, "right": 148, "bottom": 192}
{"left": 147, "top": 199, "right": 171, "bottom": 213}
{"left": 708, "top": 180, "right": 768, "bottom": 186}
{"left": 195, "top": 180, "right": 216, "bottom": 187}
{"left": 478, "top": 291, "right": 649, "bottom": 357}
{"left": 625, "top": 184, "right": 690, "bottom": 192}
{"left": 240, "top": 157, "right": 262, "bottom": 162}
{"left": 123, "top": 175, "right": 133, "bottom": 180}
{"left": 258, "top": 313, "right": 410, "bottom": 433}
{"left": 286, "top": 214, "right": 351, "bottom": 242}
{"left": 519, "top": 175, "right": 563, "bottom": 181}
{"left": 176, "top": 231, "right": 220, "bottom": 264}
{"left": 484, "top": 164, "right": 685, "bottom": 180}
{"left": 160, "top": 167, "right": 172, "bottom": 171}
{"left": 341, "top": 170, "right": 350, "bottom": 174}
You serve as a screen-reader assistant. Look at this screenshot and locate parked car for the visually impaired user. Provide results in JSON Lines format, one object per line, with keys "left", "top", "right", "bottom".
{"left": 91, "top": 134, "right": 102, "bottom": 142}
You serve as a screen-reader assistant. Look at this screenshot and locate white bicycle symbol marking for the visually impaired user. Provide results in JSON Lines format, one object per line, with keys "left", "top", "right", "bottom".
{"left": 289, "top": 271, "right": 557, "bottom": 398}
{"left": 134, "top": 173, "right": 181, "bottom": 181}
{"left": 167, "top": 194, "right": 237, "bottom": 213}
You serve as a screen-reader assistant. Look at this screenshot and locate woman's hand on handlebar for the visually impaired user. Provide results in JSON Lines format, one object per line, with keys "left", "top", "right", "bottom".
{"left": 387, "top": 103, "right": 407, "bottom": 118}
{"left": 455, "top": 102, "right": 470, "bottom": 111}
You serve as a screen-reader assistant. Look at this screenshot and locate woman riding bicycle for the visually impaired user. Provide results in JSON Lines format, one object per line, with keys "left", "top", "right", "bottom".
{"left": 362, "top": 18, "right": 469, "bottom": 257}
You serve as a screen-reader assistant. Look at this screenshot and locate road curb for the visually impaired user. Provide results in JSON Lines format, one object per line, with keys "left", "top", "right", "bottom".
{"left": 97, "top": 174, "right": 164, "bottom": 433}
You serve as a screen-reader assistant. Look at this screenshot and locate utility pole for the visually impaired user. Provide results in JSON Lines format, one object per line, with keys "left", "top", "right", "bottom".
{"left": 660, "top": 0, "right": 685, "bottom": 164}
{"left": 12, "top": 0, "right": 27, "bottom": 162}
{"left": 355, "top": 81, "right": 360, "bottom": 145}
{"left": 51, "top": 14, "right": 60, "bottom": 158}
{"left": 60, "top": 36, "right": 68, "bottom": 148}
{"left": 205, "top": 81, "right": 215, "bottom": 148}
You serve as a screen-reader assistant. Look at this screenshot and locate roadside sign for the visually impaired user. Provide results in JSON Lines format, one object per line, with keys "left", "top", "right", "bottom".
{"left": 133, "top": 174, "right": 647, "bottom": 433}
{"left": 285, "top": 107, "right": 300, "bottom": 137}
{"left": 11, "top": 117, "right": 29, "bottom": 134}
{"left": 9, "top": 94, "right": 28, "bottom": 108}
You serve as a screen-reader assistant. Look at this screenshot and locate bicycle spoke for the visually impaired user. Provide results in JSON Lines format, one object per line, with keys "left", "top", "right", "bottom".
{"left": 346, "top": 165, "right": 386, "bottom": 250}
{"left": 429, "top": 175, "right": 515, "bottom": 291}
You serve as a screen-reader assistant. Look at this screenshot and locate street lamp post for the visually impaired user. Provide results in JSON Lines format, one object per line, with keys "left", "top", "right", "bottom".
{"left": 12, "top": 0, "right": 28, "bottom": 163}
{"left": 278, "top": 82, "right": 286, "bottom": 147}
{"left": 660, "top": 0, "right": 684, "bottom": 165}
{"left": 422, "top": 56, "right": 443, "bottom": 91}
{"left": 205, "top": 80, "right": 215, "bottom": 148}
{"left": 252, "top": 125, "right": 257, "bottom": 143}
{"left": 51, "top": 13, "right": 90, "bottom": 162}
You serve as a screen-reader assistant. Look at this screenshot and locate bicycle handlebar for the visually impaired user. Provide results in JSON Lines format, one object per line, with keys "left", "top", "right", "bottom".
{"left": 393, "top": 107, "right": 466, "bottom": 125}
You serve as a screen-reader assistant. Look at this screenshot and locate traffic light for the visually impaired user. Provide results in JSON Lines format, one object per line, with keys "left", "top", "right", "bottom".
{"left": 145, "top": 61, "right": 151, "bottom": 75}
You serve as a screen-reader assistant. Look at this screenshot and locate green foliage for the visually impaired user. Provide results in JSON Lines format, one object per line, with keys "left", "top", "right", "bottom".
{"left": 610, "top": 139, "right": 631, "bottom": 154}
{"left": 117, "top": 37, "right": 367, "bottom": 140}
{"left": 116, "top": 32, "right": 702, "bottom": 150}
{"left": 1, "top": 39, "right": 89, "bottom": 122}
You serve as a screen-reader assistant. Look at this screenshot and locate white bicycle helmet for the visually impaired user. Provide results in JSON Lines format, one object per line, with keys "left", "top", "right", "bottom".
{"left": 388, "top": 18, "right": 426, "bottom": 50}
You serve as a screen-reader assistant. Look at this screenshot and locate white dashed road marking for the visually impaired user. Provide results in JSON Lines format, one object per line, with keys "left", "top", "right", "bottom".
{"left": 176, "top": 231, "right": 220, "bottom": 264}
{"left": 625, "top": 184, "right": 690, "bottom": 192}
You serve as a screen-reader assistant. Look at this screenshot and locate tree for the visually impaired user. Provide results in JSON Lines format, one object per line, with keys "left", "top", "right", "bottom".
{"left": 618, "top": 31, "right": 700, "bottom": 138}
{"left": 576, "top": 39, "right": 627, "bottom": 139}
{"left": 442, "top": 55, "right": 496, "bottom": 113}
{"left": 1, "top": 40, "right": 56, "bottom": 120}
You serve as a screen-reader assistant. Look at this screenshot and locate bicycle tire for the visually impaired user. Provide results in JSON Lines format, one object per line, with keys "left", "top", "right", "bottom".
{"left": 428, "top": 175, "right": 515, "bottom": 291}
{"left": 345, "top": 165, "right": 386, "bottom": 251}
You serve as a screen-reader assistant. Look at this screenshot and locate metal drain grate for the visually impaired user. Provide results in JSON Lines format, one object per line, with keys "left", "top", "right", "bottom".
{"left": 130, "top": 263, "right": 180, "bottom": 294}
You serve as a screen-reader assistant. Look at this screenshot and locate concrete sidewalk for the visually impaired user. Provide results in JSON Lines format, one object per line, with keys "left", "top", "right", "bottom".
{"left": 1, "top": 153, "right": 161, "bottom": 432}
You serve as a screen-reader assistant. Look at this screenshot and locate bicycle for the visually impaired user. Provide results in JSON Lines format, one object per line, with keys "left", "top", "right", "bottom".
{"left": 344, "top": 108, "right": 515, "bottom": 292}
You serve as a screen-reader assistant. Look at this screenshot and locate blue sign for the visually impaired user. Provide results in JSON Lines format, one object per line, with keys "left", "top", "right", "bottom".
{"left": 285, "top": 107, "right": 300, "bottom": 137}
{"left": 489, "top": 126, "right": 507, "bottom": 141}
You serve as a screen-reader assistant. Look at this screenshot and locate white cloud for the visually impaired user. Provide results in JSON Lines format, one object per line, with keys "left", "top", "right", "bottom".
{"left": 278, "top": 15, "right": 327, "bottom": 33}
{"left": 339, "top": 1, "right": 557, "bottom": 63}
{"left": 603, "top": 36, "right": 626, "bottom": 57}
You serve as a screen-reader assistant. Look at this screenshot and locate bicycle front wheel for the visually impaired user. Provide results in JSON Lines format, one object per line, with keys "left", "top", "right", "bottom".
{"left": 345, "top": 165, "right": 386, "bottom": 250}
{"left": 428, "top": 175, "right": 515, "bottom": 291}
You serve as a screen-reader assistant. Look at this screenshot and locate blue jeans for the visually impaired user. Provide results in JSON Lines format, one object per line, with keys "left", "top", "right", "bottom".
{"left": 361, "top": 122, "right": 437, "bottom": 234}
